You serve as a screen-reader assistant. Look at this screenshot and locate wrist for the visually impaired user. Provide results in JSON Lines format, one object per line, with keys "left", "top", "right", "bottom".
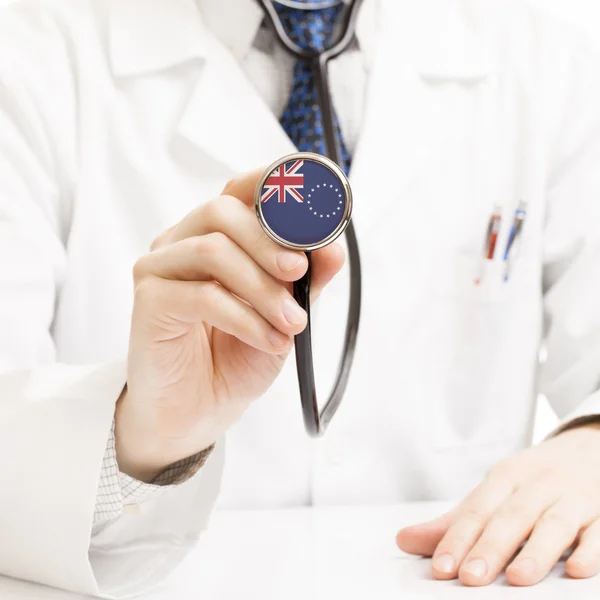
{"left": 114, "top": 387, "right": 160, "bottom": 481}
{"left": 114, "top": 387, "right": 215, "bottom": 482}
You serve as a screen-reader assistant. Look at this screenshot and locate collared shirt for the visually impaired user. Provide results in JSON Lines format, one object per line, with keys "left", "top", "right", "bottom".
{"left": 94, "top": 0, "right": 375, "bottom": 525}
{"left": 195, "top": 0, "right": 375, "bottom": 153}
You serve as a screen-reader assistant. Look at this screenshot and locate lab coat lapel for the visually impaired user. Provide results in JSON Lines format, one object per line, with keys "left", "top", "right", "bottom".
{"left": 350, "top": 0, "right": 497, "bottom": 236}
{"left": 175, "top": 46, "right": 296, "bottom": 174}
{"left": 108, "top": 0, "right": 497, "bottom": 209}
{"left": 108, "top": 0, "right": 295, "bottom": 175}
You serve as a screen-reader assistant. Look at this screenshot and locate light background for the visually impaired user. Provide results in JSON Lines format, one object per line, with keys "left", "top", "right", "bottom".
{"left": 1, "top": 0, "right": 598, "bottom": 440}
{"left": 3, "top": 0, "right": 598, "bottom": 39}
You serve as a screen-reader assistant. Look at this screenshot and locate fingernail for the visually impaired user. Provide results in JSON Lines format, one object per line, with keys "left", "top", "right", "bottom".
{"left": 433, "top": 554, "right": 456, "bottom": 574}
{"left": 267, "top": 328, "right": 290, "bottom": 349}
{"left": 570, "top": 554, "right": 594, "bottom": 568}
{"left": 463, "top": 559, "right": 488, "bottom": 580}
{"left": 282, "top": 298, "right": 306, "bottom": 325}
{"left": 510, "top": 557, "right": 537, "bottom": 576}
{"left": 277, "top": 252, "right": 303, "bottom": 272}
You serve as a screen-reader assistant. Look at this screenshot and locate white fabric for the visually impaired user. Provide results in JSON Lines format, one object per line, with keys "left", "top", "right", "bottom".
{"left": 95, "top": 422, "right": 213, "bottom": 525}
{"left": 1, "top": 0, "right": 600, "bottom": 597}
{"left": 195, "top": 0, "right": 372, "bottom": 153}
{"left": 95, "top": 423, "right": 157, "bottom": 526}
{"left": 94, "top": 0, "right": 365, "bottom": 530}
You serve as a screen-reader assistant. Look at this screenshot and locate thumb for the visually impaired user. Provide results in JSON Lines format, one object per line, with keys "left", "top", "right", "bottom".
{"left": 396, "top": 510, "right": 456, "bottom": 557}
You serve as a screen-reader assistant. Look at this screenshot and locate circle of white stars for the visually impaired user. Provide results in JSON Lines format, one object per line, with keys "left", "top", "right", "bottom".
{"left": 307, "top": 182, "right": 345, "bottom": 218}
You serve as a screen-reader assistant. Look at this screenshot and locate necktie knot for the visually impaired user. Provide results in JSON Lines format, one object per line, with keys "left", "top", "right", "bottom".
{"left": 274, "top": 0, "right": 352, "bottom": 173}
{"left": 274, "top": 1, "right": 344, "bottom": 52}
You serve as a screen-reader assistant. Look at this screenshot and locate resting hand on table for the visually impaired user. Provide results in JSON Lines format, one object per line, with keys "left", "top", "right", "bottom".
{"left": 397, "top": 423, "right": 600, "bottom": 586}
{"left": 116, "top": 169, "right": 344, "bottom": 482}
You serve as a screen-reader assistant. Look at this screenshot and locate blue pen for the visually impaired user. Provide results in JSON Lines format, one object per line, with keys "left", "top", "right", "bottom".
{"left": 503, "top": 200, "right": 527, "bottom": 282}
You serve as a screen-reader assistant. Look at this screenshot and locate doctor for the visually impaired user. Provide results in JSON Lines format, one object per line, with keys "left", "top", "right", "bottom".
{"left": 2, "top": 0, "right": 600, "bottom": 596}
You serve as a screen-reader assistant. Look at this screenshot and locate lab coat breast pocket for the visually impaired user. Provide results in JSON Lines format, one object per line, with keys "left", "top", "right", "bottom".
{"left": 423, "top": 252, "right": 542, "bottom": 452}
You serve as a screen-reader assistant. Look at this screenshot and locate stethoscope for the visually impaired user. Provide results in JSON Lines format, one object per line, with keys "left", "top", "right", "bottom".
{"left": 255, "top": 0, "right": 364, "bottom": 437}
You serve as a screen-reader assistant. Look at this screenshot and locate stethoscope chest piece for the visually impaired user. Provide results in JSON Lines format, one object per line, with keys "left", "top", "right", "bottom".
{"left": 255, "top": 152, "right": 352, "bottom": 251}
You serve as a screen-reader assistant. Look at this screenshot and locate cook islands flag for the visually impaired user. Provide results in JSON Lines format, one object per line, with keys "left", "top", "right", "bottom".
{"left": 259, "top": 156, "right": 350, "bottom": 247}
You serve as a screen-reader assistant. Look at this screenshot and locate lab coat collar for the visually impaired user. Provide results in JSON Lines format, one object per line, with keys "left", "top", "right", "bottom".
{"left": 108, "top": 0, "right": 208, "bottom": 77}
{"left": 108, "top": 0, "right": 497, "bottom": 81}
{"left": 107, "top": 0, "right": 495, "bottom": 80}
{"left": 196, "top": 0, "right": 376, "bottom": 67}
{"left": 108, "top": 0, "right": 378, "bottom": 77}
{"left": 195, "top": 0, "right": 264, "bottom": 63}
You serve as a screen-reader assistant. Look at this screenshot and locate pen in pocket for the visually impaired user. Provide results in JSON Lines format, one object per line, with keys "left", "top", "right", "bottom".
{"left": 475, "top": 205, "right": 502, "bottom": 285}
{"left": 503, "top": 200, "right": 527, "bottom": 282}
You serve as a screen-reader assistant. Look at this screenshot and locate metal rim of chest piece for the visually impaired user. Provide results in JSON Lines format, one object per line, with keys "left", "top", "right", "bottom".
{"left": 254, "top": 152, "right": 353, "bottom": 252}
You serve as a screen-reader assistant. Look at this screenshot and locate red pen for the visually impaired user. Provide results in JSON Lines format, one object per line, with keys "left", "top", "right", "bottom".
{"left": 475, "top": 205, "right": 502, "bottom": 285}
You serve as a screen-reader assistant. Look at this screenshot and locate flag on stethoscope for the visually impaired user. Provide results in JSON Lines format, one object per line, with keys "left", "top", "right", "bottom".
{"left": 259, "top": 157, "right": 349, "bottom": 247}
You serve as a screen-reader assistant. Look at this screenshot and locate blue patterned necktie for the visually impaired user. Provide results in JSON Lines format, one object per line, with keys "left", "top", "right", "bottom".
{"left": 274, "top": 0, "right": 352, "bottom": 173}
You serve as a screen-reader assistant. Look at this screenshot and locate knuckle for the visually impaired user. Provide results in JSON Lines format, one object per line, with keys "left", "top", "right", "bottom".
{"left": 205, "top": 230, "right": 230, "bottom": 253}
{"left": 439, "top": 530, "right": 470, "bottom": 548}
{"left": 233, "top": 296, "right": 256, "bottom": 325}
{"left": 486, "top": 458, "right": 514, "bottom": 481}
{"left": 186, "top": 235, "right": 209, "bottom": 258}
{"left": 539, "top": 510, "right": 577, "bottom": 534}
{"left": 197, "top": 280, "right": 221, "bottom": 304}
{"left": 133, "top": 276, "right": 162, "bottom": 308}
{"left": 493, "top": 503, "right": 525, "bottom": 525}
{"left": 201, "top": 197, "right": 225, "bottom": 226}
{"left": 218, "top": 193, "right": 241, "bottom": 210}
{"left": 534, "top": 476, "right": 562, "bottom": 499}
{"left": 212, "top": 195, "right": 246, "bottom": 236}
{"left": 460, "top": 508, "right": 490, "bottom": 528}
{"left": 132, "top": 254, "right": 151, "bottom": 282}
{"left": 186, "top": 232, "right": 229, "bottom": 259}
{"left": 221, "top": 177, "right": 243, "bottom": 197}
{"left": 150, "top": 225, "right": 175, "bottom": 251}
{"left": 149, "top": 235, "right": 163, "bottom": 252}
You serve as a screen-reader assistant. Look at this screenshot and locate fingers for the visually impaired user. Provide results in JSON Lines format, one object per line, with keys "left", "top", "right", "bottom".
{"left": 458, "top": 483, "right": 558, "bottom": 586}
{"left": 506, "top": 499, "right": 591, "bottom": 586}
{"left": 132, "top": 277, "right": 292, "bottom": 355}
{"left": 159, "top": 194, "right": 309, "bottom": 283}
{"left": 220, "top": 168, "right": 267, "bottom": 206}
{"left": 430, "top": 473, "right": 515, "bottom": 580}
{"left": 146, "top": 171, "right": 345, "bottom": 341}
{"left": 566, "top": 518, "right": 600, "bottom": 579}
{"left": 149, "top": 185, "right": 345, "bottom": 301}
{"left": 396, "top": 511, "right": 456, "bottom": 557}
{"left": 154, "top": 169, "right": 264, "bottom": 252}
{"left": 134, "top": 234, "right": 308, "bottom": 337}
{"left": 403, "top": 432, "right": 600, "bottom": 589}
{"left": 429, "top": 480, "right": 596, "bottom": 588}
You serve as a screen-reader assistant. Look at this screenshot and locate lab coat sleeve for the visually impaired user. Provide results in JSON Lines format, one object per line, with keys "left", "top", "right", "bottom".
{"left": 0, "top": 6, "right": 223, "bottom": 597}
{"left": 539, "top": 41, "right": 600, "bottom": 433}
{"left": 94, "top": 421, "right": 215, "bottom": 526}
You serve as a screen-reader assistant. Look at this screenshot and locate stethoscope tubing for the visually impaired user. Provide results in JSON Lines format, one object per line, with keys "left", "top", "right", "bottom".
{"left": 258, "top": 0, "right": 364, "bottom": 437}
{"left": 258, "top": 0, "right": 363, "bottom": 64}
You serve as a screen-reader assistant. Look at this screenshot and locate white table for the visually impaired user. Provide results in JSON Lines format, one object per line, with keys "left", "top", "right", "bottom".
{"left": 1, "top": 502, "right": 599, "bottom": 599}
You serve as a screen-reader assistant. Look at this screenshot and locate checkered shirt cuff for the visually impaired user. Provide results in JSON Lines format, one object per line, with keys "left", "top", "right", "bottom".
{"left": 94, "top": 421, "right": 214, "bottom": 525}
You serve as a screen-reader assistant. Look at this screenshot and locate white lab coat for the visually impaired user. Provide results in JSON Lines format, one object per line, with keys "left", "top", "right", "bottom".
{"left": 1, "top": 0, "right": 600, "bottom": 596}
